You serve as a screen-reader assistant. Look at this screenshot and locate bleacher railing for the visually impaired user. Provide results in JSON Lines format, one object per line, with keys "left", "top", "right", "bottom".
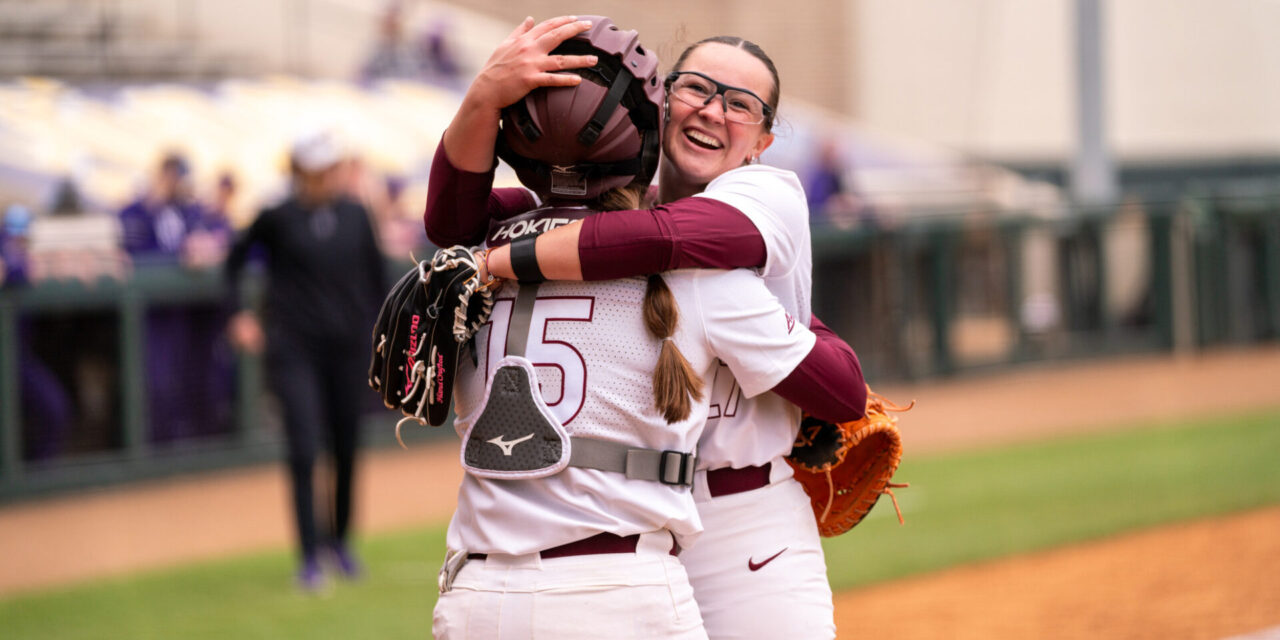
{"left": 0, "top": 260, "right": 422, "bottom": 502}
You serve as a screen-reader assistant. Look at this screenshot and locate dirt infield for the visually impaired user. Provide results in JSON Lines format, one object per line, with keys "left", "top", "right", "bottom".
{"left": 872, "top": 346, "right": 1280, "bottom": 455}
{"left": 3, "top": 346, "right": 1280, "bottom": 636}
{"left": 832, "top": 506, "right": 1280, "bottom": 639}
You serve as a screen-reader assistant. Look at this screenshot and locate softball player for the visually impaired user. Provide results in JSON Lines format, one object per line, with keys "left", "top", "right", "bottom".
{"left": 425, "top": 17, "right": 866, "bottom": 639}
{"left": 433, "top": 28, "right": 859, "bottom": 639}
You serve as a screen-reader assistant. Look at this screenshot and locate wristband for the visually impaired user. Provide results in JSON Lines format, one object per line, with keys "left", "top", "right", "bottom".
{"left": 509, "top": 235, "right": 545, "bottom": 284}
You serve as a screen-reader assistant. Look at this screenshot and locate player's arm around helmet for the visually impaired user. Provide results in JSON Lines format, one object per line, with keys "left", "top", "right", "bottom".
{"left": 421, "top": 25, "right": 773, "bottom": 276}
{"left": 457, "top": 36, "right": 867, "bottom": 640}
{"left": 422, "top": 15, "right": 595, "bottom": 248}
{"left": 440, "top": 16, "right": 597, "bottom": 173}
{"left": 418, "top": 21, "right": 869, "bottom": 639}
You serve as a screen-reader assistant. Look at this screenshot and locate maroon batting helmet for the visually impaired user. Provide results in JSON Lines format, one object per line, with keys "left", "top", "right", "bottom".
{"left": 497, "top": 16, "right": 662, "bottom": 201}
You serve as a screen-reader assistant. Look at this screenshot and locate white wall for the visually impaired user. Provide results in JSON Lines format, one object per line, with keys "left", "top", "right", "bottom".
{"left": 1108, "top": 0, "right": 1280, "bottom": 158}
{"left": 854, "top": 0, "right": 1071, "bottom": 161}
{"left": 853, "top": 0, "right": 1280, "bottom": 161}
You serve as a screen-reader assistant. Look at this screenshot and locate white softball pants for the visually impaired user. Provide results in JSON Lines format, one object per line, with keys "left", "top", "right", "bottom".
{"left": 433, "top": 530, "right": 707, "bottom": 640}
{"left": 682, "top": 469, "right": 837, "bottom": 639}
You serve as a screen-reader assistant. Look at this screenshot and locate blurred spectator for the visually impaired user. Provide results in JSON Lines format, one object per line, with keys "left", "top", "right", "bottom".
{"left": 417, "top": 16, "right": 463, "bottom": 87}
{"left": 118, "top": 153, "right": 229, "bottom": 445}
{"left": 184, "top": 171, "right": 238, "bottom": 270}
{"left": 0, "top": 204, "right": 32, "bottom": 286}
{"left": 225, "top": 129, "right": 385, "bottom": 592}
{"left": 204, "top": 171, "right": 239, "bottom": 234}
{"left": 359, "top": 2, "right": 419, "bottom": 84}
{"left": 359, "top": 3, "right": 463, "bottom": 88}
{"left": 48, "top": 177, "right": 85, "bottom": 217}
{"left": 2, "top": 204, "right": 74, "bottom": 462}
{"left": 805, "top": 140, "right": 874, "bottom": 230}
{"left": 119, "top": 153, "right": 206, "bottom": 262}
{"left": 185, "top": 169, "right": 242, "bottom": 440}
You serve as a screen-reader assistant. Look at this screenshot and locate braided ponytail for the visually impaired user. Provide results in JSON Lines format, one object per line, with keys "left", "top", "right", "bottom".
{"left": 643, "top": 274, "right": 704, "bottom": 423}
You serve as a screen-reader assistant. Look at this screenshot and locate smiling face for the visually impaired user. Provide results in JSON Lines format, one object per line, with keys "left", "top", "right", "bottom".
{"left": 659, "top": 42, "right": 776, "bottom": 201}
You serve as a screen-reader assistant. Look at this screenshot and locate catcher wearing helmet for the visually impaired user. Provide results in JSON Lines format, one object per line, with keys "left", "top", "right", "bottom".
{"left": 417, "top": 17, "right": 870, "bottom": 639}
{"left": 426, "top": 21, "right": 904, "bottom": 639}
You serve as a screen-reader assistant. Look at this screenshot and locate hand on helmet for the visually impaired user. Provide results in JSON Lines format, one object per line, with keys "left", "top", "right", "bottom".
{"left": 471, "top": 16, "right": 599, "bottom": 111}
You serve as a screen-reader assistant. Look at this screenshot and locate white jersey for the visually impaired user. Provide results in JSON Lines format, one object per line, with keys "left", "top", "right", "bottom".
{"left": 690, "top": 165, "right": 815, "bottom": 471}
{"left": 445, "top": 268, "right": 815, "bottom": 555}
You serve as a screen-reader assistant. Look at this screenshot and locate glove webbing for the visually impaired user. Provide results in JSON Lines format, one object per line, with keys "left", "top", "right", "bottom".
{"left": 818, "top": 391, "right": 915, "bottom": 526}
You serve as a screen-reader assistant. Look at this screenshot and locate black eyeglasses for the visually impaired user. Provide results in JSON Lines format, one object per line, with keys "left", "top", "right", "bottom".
{"left": 664, "top": 71, "right": 773, "bottom": 125}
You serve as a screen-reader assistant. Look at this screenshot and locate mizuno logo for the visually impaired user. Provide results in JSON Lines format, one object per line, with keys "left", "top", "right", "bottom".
{"left": 785, "top": 312, "right": 796, "bottom": 334}
{"left": 747, "top": 547, "right": 788, "bottom": 572}
{"left": 487, "top": 433, "right": 534, "bottom": 456}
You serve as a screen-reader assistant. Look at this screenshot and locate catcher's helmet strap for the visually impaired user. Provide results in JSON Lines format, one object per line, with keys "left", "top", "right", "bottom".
{"left": 568, "top": 437, "right": 696, "bottom": 487}
{"left": 579, "top": 65, "right": 635, "bottom": 146}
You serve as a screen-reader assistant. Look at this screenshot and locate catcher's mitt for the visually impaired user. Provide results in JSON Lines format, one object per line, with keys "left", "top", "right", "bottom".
{"left": 368, "top": 246, "right": 497, "bottom": 442}
{"left": 786, "top": 387, "right": 913, "bottom": 537}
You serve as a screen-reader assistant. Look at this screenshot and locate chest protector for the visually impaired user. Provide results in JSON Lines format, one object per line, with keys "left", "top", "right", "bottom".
{"left": 460, "top": 282, "right": 573, "bottom": 479}
{"left": 457, "top": 205, "right": 696, "bottom": 486}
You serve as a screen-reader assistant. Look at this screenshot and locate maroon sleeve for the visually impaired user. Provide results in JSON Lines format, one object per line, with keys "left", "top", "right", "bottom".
{"left": 577, "top": 197, "right": 766, "bottom": 281}
{"left": 423, "top": 141, "right": 538, "bottom": 247}
{"left": 770, "top": 316, "right": 867, "bottom": 423}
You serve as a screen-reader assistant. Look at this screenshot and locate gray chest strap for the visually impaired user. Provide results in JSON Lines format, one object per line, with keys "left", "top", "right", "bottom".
{"left": 568, "top": 437, "right": 696, "bottom": 487}
{"left": 505, "top": 281, "right": 539, "bottom": 358}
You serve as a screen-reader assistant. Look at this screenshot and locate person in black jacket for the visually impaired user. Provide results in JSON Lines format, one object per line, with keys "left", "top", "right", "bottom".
{"left": 225, "top": 130, "right": 386, "bottom": 592}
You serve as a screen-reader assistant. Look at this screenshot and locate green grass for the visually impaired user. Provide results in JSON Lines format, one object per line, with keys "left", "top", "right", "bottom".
{"left": 822, "top": 407, "right": 1280, "bottom": 590}
{"left": 0, "top": 528, "right": 449, "bottom": 640}
{"left": 3, "top": 408, "right": 1278, "bottom": 638}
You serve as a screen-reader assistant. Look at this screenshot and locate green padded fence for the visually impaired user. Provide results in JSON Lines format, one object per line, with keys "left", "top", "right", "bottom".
{"left": 3, "top": 199, "right": 1278, "bottom": 502}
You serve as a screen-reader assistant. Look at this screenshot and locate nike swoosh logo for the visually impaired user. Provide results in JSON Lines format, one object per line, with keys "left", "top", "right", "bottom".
{"left": 747, "top": 547, "right": 788, "bottom": 572}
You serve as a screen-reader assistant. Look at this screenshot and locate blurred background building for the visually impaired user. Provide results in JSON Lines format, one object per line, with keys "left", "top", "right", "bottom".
{"left": 2, "top": 0, "right": 1277, "bottom": 501}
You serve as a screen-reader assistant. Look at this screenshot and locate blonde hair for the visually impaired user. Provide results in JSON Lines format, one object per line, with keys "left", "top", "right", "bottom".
{"left": 589, "top": 183, "right": 705, "bottom": 423}
{"left": 596, "top": 181, "right": 646, "bottom": 211}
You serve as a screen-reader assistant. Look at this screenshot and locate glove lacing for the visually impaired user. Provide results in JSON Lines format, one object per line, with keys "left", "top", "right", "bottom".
{"left": 393, "top": 247, "right": 497, "bottom": 449}
{"left": 817, "top": 470, "right": 909, "bottom": 526}
{"left": 395, "top": 346, "right": 434, "bottom": 449}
